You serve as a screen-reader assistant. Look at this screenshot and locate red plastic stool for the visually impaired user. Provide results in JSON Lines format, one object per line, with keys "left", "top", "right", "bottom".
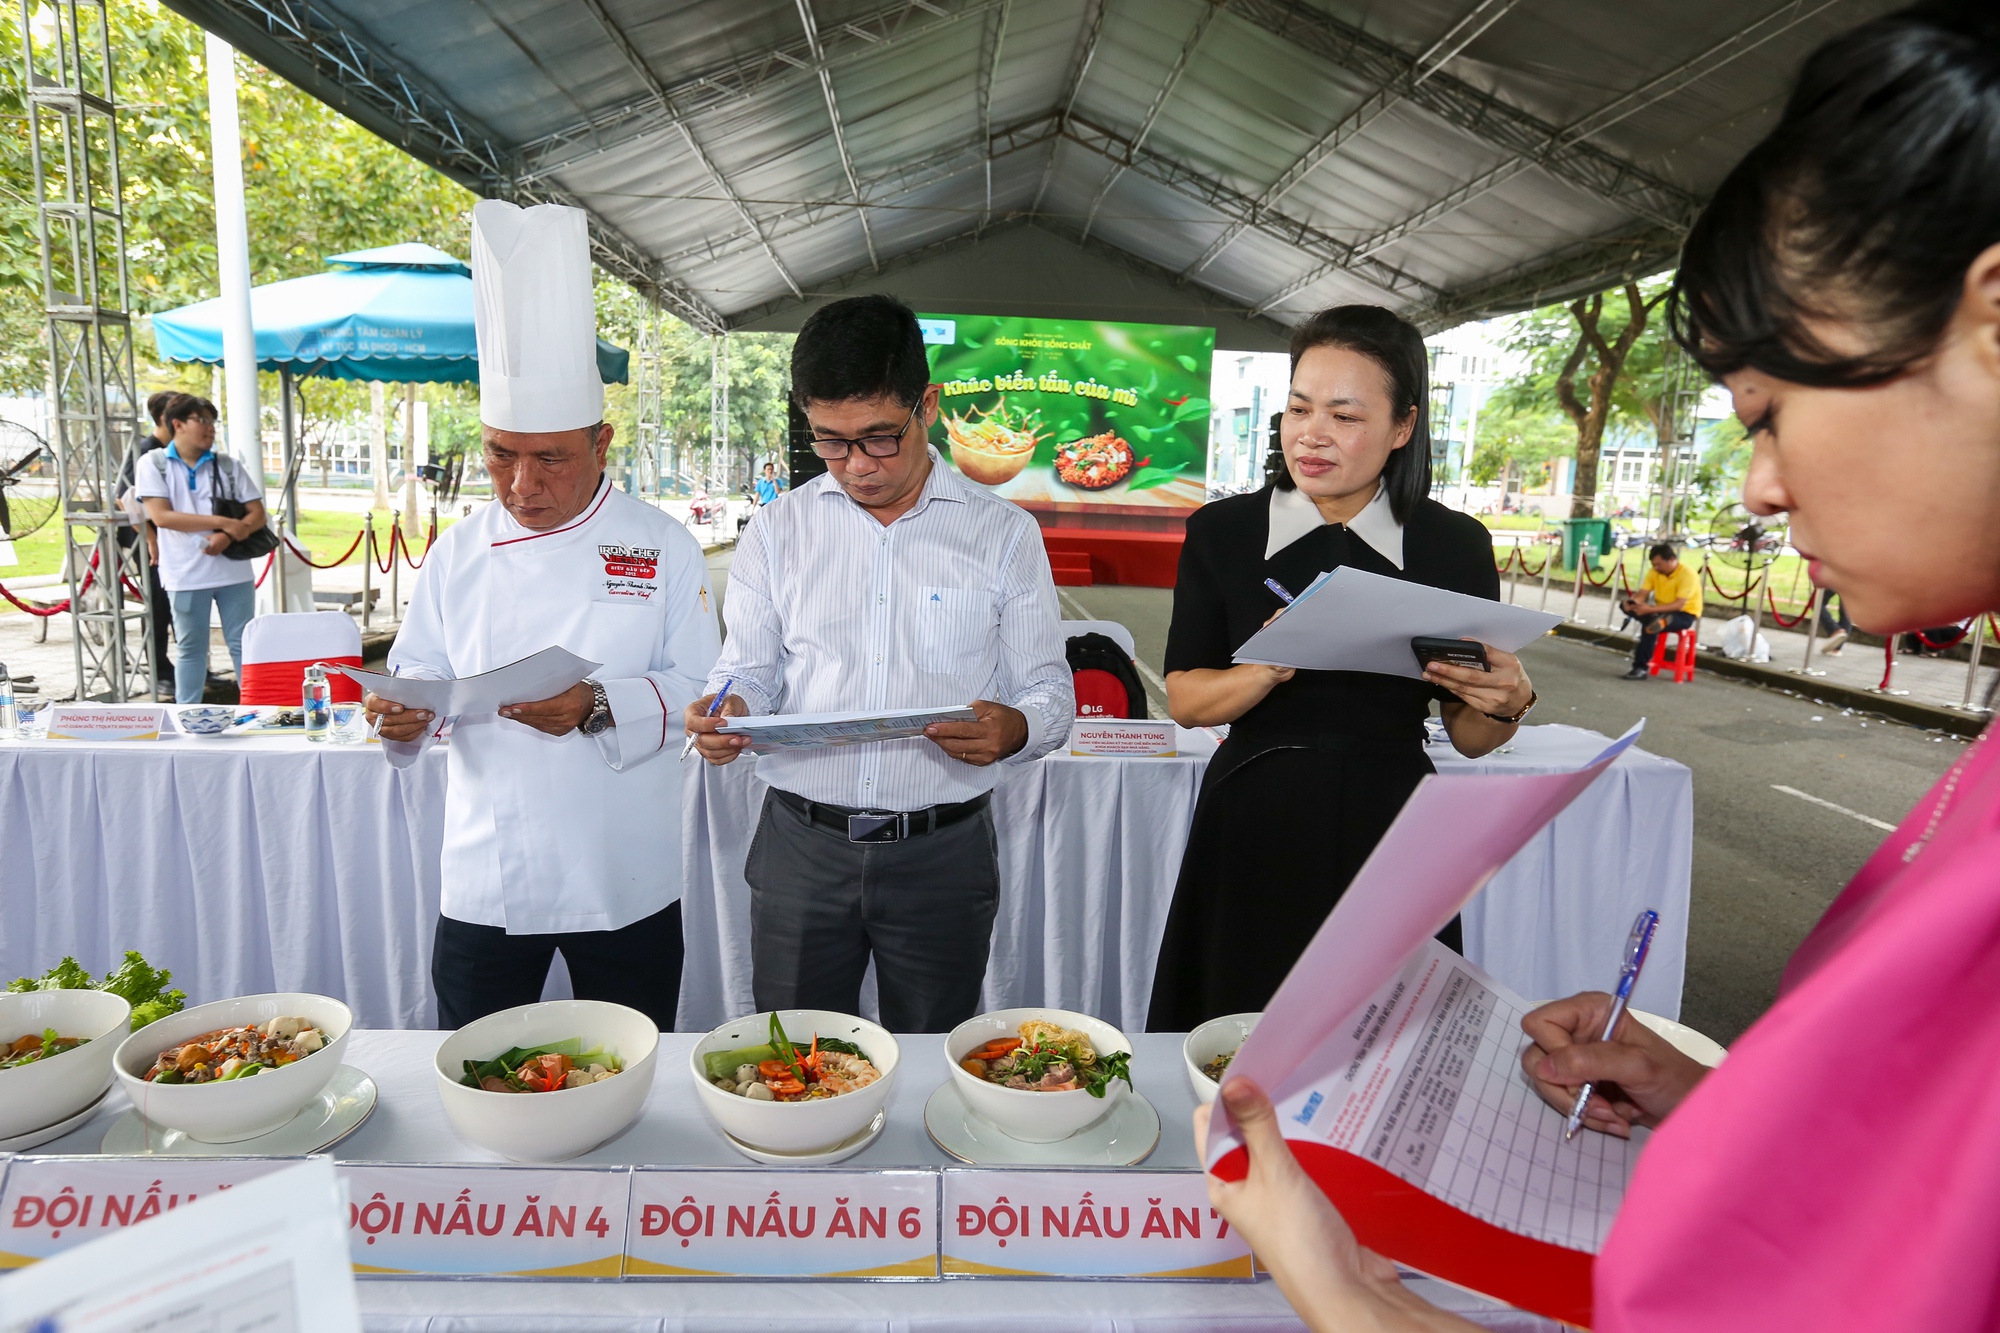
{"left": 1647, "top": 622, "right": 1698, "bottom": 682}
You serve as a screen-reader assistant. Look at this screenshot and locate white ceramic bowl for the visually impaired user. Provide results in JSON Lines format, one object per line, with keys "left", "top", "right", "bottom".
{"left": 690, "top": 1010, "right": 898, "bottom": 1154}
{"left": 177, "top": 705, "right": 235, "bottom": 736}
{"left": 113, "top": 992, "right": 351, "bottom": 1143}
{"left": 434, "top": 1000, "right": 658, "bottom": 1162}
{"left": 1182, "top": 1012, "right": 1261, "bottom": 1107}
{"left": 946, "top": 1007, "right": 1131, "bottom": 1144}
{"left": 0, "top": 990, "right": 132, "bottom": 1138}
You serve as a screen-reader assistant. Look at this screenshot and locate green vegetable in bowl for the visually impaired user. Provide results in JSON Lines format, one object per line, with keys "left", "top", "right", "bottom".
{"left": 8, "top": 951, "right": 187, "bottom": 1031}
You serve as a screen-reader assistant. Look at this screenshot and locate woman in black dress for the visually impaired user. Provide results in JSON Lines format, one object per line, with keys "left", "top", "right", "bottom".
{"left": 1148, "top": 306, "right": 1538, "bottom": 1030}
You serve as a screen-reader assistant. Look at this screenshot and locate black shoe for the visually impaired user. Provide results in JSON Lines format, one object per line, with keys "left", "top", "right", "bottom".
{"left": 1622, "top": 667, "right": 1649, "bottom": 680}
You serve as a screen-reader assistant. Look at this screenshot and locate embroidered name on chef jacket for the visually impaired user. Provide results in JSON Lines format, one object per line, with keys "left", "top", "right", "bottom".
{"left": 598, "top": 542, "right": 661, "bottom": 601}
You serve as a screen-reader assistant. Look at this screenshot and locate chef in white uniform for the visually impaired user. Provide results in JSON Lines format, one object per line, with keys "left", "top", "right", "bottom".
{"left": 366, "top": 200, "right": 719, "bottom": 1030}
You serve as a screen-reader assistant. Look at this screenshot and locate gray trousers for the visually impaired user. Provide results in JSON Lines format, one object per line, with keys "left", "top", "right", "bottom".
{"left": 745, "top": 789, "right": 1001, "bottom": 1033}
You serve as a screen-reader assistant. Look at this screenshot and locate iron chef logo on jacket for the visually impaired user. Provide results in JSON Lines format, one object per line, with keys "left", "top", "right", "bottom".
{"left": 598, "top": 542, "right": 661, "bottom": 602}
{"left": 598, "top": 543, "right": 660, "bottom": 580}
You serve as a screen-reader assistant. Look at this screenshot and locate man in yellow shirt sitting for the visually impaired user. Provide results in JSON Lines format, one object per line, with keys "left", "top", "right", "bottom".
{"left": 1621, "top": 542, "right": 1704, "bottom": 679}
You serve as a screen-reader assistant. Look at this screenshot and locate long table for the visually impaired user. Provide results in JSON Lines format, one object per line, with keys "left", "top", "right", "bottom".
{"left": 24, "top": 1029, "right": 1564, "bottom": 1333}
{"left": 0, "top": 724, "right": 1690, "bottom": 1030}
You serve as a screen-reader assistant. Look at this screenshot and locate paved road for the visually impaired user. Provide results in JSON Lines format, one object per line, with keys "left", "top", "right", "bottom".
{"left": 706, "top": 553, "right": 1966, "bottom": 1045}
{"left": 1053, "top": 582, "right": 1968, "bottom": 1046}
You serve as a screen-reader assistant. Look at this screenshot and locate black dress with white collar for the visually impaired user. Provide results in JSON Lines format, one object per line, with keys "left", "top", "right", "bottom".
{"left": 1146, "top": 486, "right": 1498, "bottom": 1030}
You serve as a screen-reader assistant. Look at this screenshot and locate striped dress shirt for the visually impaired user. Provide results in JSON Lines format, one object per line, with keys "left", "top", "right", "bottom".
{"left": 707, "top": 449, "right": 1074, "bottom": 810}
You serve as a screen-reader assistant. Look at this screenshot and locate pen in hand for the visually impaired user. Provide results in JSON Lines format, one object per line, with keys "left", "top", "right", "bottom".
{"left": 680, "top": 678, "right": 734, "bottom": 761}
{"left": 1263, "top": 578, "right": 1295, "bottom": 605}
{"left": 1563, "top": 908, "right": 1660, "bottom": 1141}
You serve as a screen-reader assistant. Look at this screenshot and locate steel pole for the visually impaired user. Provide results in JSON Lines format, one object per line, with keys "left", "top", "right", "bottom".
{"left": 1539, "top": 544, "right": 1553, "bottom": 611}
{"left": 361, "top": 517, "right": 373, "bottom": 631}
{"left": 1798, "top": 588, "right": 1822, "bottom": 673}
{"left": 1569, "top": 557, "right": 1585, "bottom": 622}
{"left": 1962, "top": 614, "right": 1988, "bottom": 710}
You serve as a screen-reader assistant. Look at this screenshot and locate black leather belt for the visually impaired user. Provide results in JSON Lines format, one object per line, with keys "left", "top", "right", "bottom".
{"left": 772, "top": 788, "right": 990, "bottom": 844}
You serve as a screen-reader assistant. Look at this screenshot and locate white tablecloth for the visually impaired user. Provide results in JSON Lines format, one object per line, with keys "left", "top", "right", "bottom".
{"left": 0, "top": 724, "right": 1688, "bottom": 1031}
{"left": 26, "top": 1029, "right": 1560, "bottom": 1333}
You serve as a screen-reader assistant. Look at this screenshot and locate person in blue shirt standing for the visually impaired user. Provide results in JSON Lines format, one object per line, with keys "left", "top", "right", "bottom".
{"left": 753, "top": 461, "right": 786, "bottom": 508}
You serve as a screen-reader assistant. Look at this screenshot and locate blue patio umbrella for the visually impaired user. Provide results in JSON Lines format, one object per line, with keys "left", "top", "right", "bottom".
{"left": 149, "top": 242, "right": 631, "bottom": 520}
{"left": 149, "top": 242, "right": 630, "bottom": 384}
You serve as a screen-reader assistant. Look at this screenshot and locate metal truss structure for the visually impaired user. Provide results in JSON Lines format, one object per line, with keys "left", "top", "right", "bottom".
{"left": 708, "top": 335, "right": 729, "bottom": 494}
{"left": 157, "top": 0, "right": 1882, "bottom": 339}
{"left": 20, "top": 0, "right": 152, "bottom": 702}
{"left": 631, "top": 315, "right": 664, "bottom": 495}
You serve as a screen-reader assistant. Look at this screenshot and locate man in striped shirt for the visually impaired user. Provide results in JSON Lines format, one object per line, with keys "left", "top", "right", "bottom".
{"left": 687, "top": 295, "right": 1073, "bottom": 1032}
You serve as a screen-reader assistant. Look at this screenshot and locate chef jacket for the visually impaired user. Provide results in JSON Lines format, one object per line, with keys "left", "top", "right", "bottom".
{"left": 384, "top": 477, "right": 719, "bottom": 934}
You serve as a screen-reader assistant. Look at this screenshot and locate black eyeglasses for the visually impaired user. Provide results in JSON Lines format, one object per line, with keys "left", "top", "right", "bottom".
{"left": 808, "top": 399, "right": 922, "bottom": 460}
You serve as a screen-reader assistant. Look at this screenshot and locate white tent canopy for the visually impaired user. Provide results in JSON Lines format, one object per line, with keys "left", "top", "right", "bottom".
{"left": 164, "top": 0, "right": 1900, "bottom": 348}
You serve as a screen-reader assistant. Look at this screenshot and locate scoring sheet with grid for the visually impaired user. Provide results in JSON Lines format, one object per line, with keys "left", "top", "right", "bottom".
{"left": 1275, "top": 939, "right": 1644, "bottom": 1254}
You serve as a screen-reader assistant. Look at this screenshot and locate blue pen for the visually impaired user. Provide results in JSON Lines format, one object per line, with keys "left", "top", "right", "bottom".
{"left": 1563, "top": 909, "right": 1660, "bottom": 1141}
{"left": 680, "top": 677, "right": 734, "bottom": 761}
{"left": 1263, "top": 578, "right": 1295, "bottom": 605}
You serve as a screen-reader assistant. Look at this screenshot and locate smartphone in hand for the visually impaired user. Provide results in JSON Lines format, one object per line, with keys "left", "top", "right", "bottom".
{"left": 1411, "top": 636, "right": 1491, "bottom": 672}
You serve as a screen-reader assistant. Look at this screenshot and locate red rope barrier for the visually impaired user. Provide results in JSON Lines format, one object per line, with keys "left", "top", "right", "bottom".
{"left": 1702, "top": 563, "right": 1755, "bottom": 603}
{"left": 1518, "top": 551, "right": 1550, "bottom": 576}
{"left": 1494, "top": 546, "right": 1516, "bottom": 574}
{"left": 1911, "top": 622, "right": 1972, "bottom": 651}
{"left": 0, "top": 550, "right": 101, "bottom": 617}
{"left": 1582, "top": 555, "right": 1618, "bottom": 586}
{"left": 1764, "top": 582, "right": 1817, "bottom": 629}
{"left": 282, "top": 526, "right": 365, "bottom": 570}
{"left": 1878, "top": 637, "right": 1895, "bottom": 691}
{"left": 254, "top": 552, "right": 275, "bottom": 588}
{"left": 393, "top": 523, "right": 436, "bottom": 570}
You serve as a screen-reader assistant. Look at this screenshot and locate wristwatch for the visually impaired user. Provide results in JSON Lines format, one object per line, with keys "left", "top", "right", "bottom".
{"left": 580, "top": 679, "right": 613, "bottom": 736}
{"left": 1486, "top": 688, "right": 1538, "bottom": 726}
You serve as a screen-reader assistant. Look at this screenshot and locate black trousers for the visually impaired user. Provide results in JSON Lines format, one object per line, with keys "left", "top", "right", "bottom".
{"left": 744, "top": 789, "right": 1001, "bottom": 1033}
{"left": 1632, "top": 610, "right": 1699, "bottom": 668}
{"left": 431, "top": 902, "right": 683, "bottom": 1031}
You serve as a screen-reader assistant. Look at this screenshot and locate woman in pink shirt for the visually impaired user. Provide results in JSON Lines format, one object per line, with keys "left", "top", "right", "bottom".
{"left": 1203, "top": 4, "right": 2000, "bottom": 1328}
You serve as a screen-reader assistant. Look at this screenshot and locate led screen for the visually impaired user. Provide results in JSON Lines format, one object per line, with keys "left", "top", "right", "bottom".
{"left": 920, "top": 313, "right": 1214, "bottom": 510}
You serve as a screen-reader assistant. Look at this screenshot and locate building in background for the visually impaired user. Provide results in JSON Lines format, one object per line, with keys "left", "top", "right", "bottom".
{"left": 1207, "top": 350, "right": 1289, "bottom": 499}
{"left": 1425, "top": 321, "right": 1513, "bottom": 512}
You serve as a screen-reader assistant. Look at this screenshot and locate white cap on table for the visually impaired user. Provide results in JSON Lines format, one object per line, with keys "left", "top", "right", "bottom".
{"left": 471, "top": 199, "right": 602, "bottom": 433}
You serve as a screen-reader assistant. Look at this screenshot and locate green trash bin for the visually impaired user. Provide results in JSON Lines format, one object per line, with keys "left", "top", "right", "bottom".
{"left": 1560, "top": 517, "right": 1614, "bottom": 569}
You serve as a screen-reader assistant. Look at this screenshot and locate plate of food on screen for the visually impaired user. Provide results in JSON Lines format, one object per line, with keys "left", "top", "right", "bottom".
{"left": 1053, "top": 431, "right": 1136, "bottom": 490}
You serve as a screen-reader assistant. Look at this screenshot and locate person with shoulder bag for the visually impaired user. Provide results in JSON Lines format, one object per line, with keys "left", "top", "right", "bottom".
{"left": 133, "top": 393, "right": 270, "bottom": 703}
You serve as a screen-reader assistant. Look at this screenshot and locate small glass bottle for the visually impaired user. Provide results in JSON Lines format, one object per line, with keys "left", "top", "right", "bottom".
{"left": 303, "top": 664, "right": 331, "bottom": 742}
{"left": 0, "top": 662, "right": 15, "bottom": 740}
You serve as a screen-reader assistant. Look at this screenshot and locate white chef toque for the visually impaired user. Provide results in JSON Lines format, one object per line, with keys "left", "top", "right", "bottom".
{"left": 471, "top": 199, "right": 603, "bottom": 433}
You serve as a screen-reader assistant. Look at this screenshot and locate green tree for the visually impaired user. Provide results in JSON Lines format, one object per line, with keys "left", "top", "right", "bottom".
{"left": 1482, "top": 278, "right": 1673, "bottom": 516}
{"left": 2, "top": 1, "right": 472, "bottom": 398}
{"left": 1467, "top": 402, "right": 1570, "bottom": 490}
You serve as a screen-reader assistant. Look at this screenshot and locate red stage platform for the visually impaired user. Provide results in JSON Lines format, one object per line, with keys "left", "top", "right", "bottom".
{"left": 1038, "top": 527, "right": 1183, "bottom": 588}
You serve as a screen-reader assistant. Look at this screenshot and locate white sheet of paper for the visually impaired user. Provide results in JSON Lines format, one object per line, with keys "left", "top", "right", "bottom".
{"left": 719, "top": 705, "right": 976, "bottom": 753}
{"left": 0, "top": 1158, "right": 362, "bottom": 1332}
{"left": 1204, "top": 723, "right": 1647, "bottom": 1250}
{"left": 339, "top": 645, "right": 600, "bottom": 719}
{"left": 1232, "top": 565, "right": 1562, "bottom": 676}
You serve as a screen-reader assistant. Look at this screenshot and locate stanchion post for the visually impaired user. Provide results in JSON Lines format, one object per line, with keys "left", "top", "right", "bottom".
{"left": 1539, "top": 546, "right": 1553, "bottom": 611}
{"left": 1605, "top": 551, "right": 1624, "bottom": 629}
{"left": 389, "top": 526, "right": 400, "bottom": 623}
{"left": 1748, "top": 556, "right": 1763, "bottom": 635}
{"left": 1569, "top": 557, "right": 1586, "bottom": 622}
{"left": 1962, "top": 614, "right": 1988, "bottom": 711}
{"left": 1506, "top": 547, "right": 1517, "bottom": 604}
{"left": 1797, "top": 587, "right": 1821, "bottom": 674}
{"left": 361, "top": 518, "right": 373, "bottom": 631}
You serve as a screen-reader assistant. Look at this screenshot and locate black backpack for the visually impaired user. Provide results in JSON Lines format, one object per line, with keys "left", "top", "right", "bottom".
{"left": 1065, "top": 632, "right": 1147, "bottom": 720}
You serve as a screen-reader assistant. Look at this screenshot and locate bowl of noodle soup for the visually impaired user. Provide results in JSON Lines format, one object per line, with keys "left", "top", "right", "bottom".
{"left": 945, "top": 1007, "right": 1132, "bottom": 1143}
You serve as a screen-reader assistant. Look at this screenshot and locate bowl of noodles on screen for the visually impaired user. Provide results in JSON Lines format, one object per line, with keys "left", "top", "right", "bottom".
{"left": 946, "top": 1008, "right": 1133, "bottom": 1143}
{"left": 433, "top": 999, "right": 659, "bottom": 1162}
{"left": 691, "top": 1010, "right": 899, "bottom": 1155}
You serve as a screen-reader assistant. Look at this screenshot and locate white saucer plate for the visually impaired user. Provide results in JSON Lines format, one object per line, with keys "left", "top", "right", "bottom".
{"left": 723, "top": 1110, "right": 887, "bottom": 1166}
{"left": 924, "top": 1081, "right": 1159, "bottom": 1166}
{"left": 101, "top": 1064, "right": 376, "bottom": 1156}
{"left": 0, "top": 1088, "right": 112, "bottom": 1152}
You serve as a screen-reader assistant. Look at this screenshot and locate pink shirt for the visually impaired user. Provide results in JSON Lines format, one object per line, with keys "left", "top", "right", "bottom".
{"left": 1596, "top": 727, "right": 2000, "bottom": 1329}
